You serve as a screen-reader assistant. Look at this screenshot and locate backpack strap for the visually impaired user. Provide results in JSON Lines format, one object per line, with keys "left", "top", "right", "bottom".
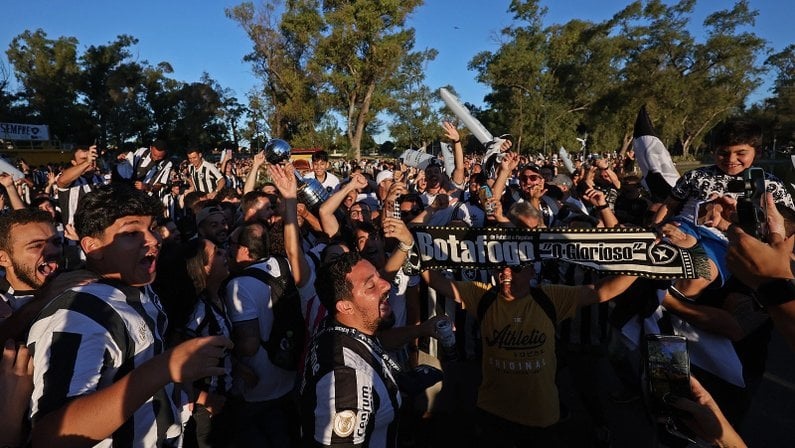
{"left": 237, "top": 256, "right": 294, "bottom": 306}
{"left": 449, "top": 200, "right": 465, "bottom": 223}
{"left": 529, "top": 286, "right": 557, "bottom": 323}
{"left": 476, "top": 286, "right": 499, "bottom": 322}
{"left": 476, "top": 285, "right": 557, "bottom": 324}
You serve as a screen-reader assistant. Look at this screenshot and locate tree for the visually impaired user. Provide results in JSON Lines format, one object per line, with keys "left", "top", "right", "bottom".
{"left": 470, "top": 0, "right": 768, "bottom": 159}
{"left": 312, "top": 0, "right": 425, "bottom": 160}
{"left": 6, "top": 29, "right": 87, "bottom": 143}
{"left": 386, "top": 47, "right": 439, "bottom": 149}
{"left": 79, "top": 35, "right": 148, "bottom": 146}
{"left": 761, "top": 45, "right": 795, "bottom": 149}
{"left": 227, "top": 0, "right": 324, "bottom": 144}
{"left": 230, "top": 0, "right": 431, "bottom": 159}
{"left": 169, "top": 73, "right": 228, "bottom": 150}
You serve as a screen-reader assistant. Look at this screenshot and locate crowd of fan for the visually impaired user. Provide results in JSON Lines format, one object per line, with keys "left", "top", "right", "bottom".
{"left": 1, "top": 119, "right": 794, "bottom": 448}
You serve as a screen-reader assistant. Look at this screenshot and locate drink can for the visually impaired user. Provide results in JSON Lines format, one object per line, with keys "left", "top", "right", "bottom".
{"left": 435, "top": 319, "right": 457, "bottom": 360}
{"left": 479, "top": 185, "right": 495, "bottom": 215}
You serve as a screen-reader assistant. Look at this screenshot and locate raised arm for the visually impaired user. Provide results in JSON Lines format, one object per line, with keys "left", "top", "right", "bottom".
{"left": 577, "top": 274, "right": 638, "bottom": 307}
{"left": 420, "top": 269, "right": 462, "bottom": 304}
{"left": 56, "top": 146, "right": 98, "bottom": 189}
{"left": 0, "top": 174, "right": 26, "bottom": 210}
{"left": 268, "top": 162, "right": 311, "bottom": 288}
{"left": 490, "top": 151, "right": 519, "bottom": 204}
{"left": 442, "top": 122, "right": 466, "bottom": 186}
{"left": 582, "top": 187, "right": 618, "bottom": 228}
{"left": 31, "top": 335, "right": 232, "bottom": 446}
{"left": 244, "top": 151, "right": 266, "bottom": 194}
{"left": 318, "top": 173, "right": 367, "bottom": 238}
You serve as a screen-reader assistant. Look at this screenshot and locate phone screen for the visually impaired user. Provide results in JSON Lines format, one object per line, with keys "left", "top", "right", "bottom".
{"left": 645, "top": 335, "right": 691, "bottom": 415}
{"left": 695, "top": 199, "right": 718, "bottom": 226}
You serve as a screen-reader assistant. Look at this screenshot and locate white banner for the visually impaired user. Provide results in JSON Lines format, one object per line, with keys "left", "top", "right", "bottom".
{"left": 0, "top": 122, "right": 50, "bottom": 140}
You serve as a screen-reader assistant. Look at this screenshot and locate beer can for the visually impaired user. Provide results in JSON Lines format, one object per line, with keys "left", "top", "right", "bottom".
{"left": 435, "top": 319, "right": 457, "bottom": 360}
{"left": 478, "top": 185, "right": 495, "bottom": 215}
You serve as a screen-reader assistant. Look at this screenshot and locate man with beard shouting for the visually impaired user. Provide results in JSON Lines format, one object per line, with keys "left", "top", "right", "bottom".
{"left": 300, "top": 251, "right": 406, "bottom": 448}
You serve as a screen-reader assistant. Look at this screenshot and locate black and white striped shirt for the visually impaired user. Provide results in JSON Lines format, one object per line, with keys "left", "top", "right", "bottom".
{"left": 184, "top": 295, "right": 233, "bottom": 396}
{"left": 300, "top": 318, "right": 401, "bottom": 448}
{"left": 57, "top": 173, "right": 105, "bottom": 225}
{"left": 188, "top": 161, "right": 223, "bottom": 195}
{"left": 28, "top": 281, "right": 183, "bottom": 447}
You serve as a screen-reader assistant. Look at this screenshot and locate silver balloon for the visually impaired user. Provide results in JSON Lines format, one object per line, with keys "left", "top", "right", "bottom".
{"left": 262, "top": 138, "right": 329, "bottom": 211}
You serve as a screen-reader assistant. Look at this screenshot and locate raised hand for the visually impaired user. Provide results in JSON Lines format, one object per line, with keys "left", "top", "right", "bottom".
{"left": 252, "top": 150, "right": 266, "bottom": 167}
{"left": 0, "top": 340, "right": 33, "bottom": 447}
{"left": 167, "top": 336, "right": 233, "bottom": 384}
{"left": 442, "top": 121, "right": 460, "bottom": 143}
{"left": 268, "top": 162, "right": 298, "bottom": 199}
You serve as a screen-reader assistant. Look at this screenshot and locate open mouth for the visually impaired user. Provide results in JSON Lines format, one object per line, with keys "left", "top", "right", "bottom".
{"left": 379, "top": 292, "right": 391, "bottom": 315}
{"left": 142, "top": 253, "right": 158, "bottom": 271}
{"left": 37, "top": 261, "right": 59, "bottom": 277}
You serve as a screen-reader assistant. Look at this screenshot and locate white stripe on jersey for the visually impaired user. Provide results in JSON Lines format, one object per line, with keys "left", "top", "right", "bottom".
{"left": 190, "top": 161, "right": 223, "bottom": 194}
{"left": 28, "top": 282, "right": 182, "bottom": 447}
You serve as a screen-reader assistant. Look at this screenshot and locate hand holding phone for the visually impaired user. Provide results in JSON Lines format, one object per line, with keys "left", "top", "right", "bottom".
{"left": 644, "top": 334, "right": 692, "bottom": 418}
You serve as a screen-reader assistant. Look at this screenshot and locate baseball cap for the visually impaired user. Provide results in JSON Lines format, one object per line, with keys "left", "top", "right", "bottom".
{"left": 519, "top": 163, "right": 541, "bottom": 173}
{"left": 195, "top": 205, "right": 224, "bottom": 226}
{"left": 549, "top": 174, "right": 573, "bottom": 189}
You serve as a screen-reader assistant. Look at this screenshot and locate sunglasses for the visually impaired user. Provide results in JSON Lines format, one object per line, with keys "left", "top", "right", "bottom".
{"left": 519, "top": 174, "right": 543, "bottom": 182}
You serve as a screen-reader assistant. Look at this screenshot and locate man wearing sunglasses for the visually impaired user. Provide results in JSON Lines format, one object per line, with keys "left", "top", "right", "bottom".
{"left": 492, "top": 153, "right": 558, "bottom": 228}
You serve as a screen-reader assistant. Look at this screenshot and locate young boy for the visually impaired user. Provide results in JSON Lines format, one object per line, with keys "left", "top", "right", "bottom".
{"left": 27, "top": 184, "right": 232, "bottom": 446}
{"left": 653, "top": 119, "right": 794, "bottom": 293}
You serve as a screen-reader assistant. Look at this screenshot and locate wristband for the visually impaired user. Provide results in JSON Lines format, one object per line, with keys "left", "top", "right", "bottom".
{"left": 594, "top": 204, "right": 609, "bottom": 211}
{"left": 451, "top": 139, "right": 460, "bottom": 145}
{"left": 398, "top": 240, "right": 415, "bottom": 253}
{"left": 755, "top": 278, "right": 795, "bottom": 307}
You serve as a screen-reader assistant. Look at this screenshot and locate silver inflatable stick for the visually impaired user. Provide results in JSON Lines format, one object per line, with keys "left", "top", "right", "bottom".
{"left": 0, "top": 157, "right": 25, "bottom": 180}
{"left": 439, "top": 88, "right": 508, "bottom": 169}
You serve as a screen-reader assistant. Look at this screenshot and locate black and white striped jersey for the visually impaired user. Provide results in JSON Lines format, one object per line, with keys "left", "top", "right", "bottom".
{"left": 188, "top": 161, "right": 223, "bottom": 194}
{"left": 183, "top": 295, "right": 233, "bottom": 396}
{"left": 0, "top": 275, "right": 36, "bottom": 317}
{"left": 27, "top": 281, "right": 183, "bottom": 447}
{"left": 57, "top": 173, "right": 105, "bottom": 225}
{"left": 300, "top": 318, "right": 401, "bottom": 448}
{"left": 224, "top": 173, "right": 242, "bottom": 192}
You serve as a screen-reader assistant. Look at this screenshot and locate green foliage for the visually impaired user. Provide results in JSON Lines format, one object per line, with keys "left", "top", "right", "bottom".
{"left": 5, "top": 30, "right": 243, "bottom": 151}
{"left": 470, "top": 0, "right": 768, "bottom": 158}
{"left": 6, "top": 29, "right": 86, "bottom": 143}
{"left": 230, "top": 0, "right": 430, "bottom": 160}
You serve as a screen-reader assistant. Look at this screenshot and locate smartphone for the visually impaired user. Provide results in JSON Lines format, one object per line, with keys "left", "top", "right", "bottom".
{"left": 736, "top": 167, "right": 767, "bottom": 240}
{"left": 694, "top": 198, "right": 719, "bottom": 226}
{"left": 644, "top": 334, "right": 691, "bottom": 416}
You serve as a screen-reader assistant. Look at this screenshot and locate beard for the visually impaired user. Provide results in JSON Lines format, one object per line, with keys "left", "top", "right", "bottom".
{"left": 11, "top": 259, "right": 44, "bottom": 290}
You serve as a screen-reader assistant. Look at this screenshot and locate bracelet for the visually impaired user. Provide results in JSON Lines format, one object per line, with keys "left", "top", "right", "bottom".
{"left": 594, "top": 204, "right": 609, "bottom": 211}
{"left": 398, "top": 240, "right": 415, "bottom": 253}
{"left": 451, "top": 139, "right": 460, "bottom": 145}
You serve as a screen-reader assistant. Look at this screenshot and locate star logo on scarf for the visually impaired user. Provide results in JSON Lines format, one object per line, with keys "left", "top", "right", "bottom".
{"left": 649, "top": 243, "right": 677, "bottom": 265}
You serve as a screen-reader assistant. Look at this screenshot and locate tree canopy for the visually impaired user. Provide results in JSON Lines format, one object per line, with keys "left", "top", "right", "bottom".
{"left": 3, "top": 30, "right": 241, "bottom": 153}
{"left": 3, "top": 0, "right": 794, "bottom": 158}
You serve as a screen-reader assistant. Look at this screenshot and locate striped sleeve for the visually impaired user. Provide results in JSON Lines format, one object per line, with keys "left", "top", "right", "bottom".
{"left": 311, "top": 366, "right": 365, "bottom": 446}
{"left": 28, "top": 295, "right": 128, "bottom": 421}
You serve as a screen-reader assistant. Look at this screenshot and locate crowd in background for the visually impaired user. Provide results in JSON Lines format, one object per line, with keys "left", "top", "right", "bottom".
{"left": 1, "top": 118, "right": 794, "bottom": 448}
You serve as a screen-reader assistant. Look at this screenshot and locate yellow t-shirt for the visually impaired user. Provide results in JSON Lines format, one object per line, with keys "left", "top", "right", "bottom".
{"left": 456, "top": 281, "right": 579, "bottom": 427}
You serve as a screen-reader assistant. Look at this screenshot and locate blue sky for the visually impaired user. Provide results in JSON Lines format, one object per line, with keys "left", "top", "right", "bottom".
{"left": 1, "top": 0, "right": 792, "bottom": 142}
